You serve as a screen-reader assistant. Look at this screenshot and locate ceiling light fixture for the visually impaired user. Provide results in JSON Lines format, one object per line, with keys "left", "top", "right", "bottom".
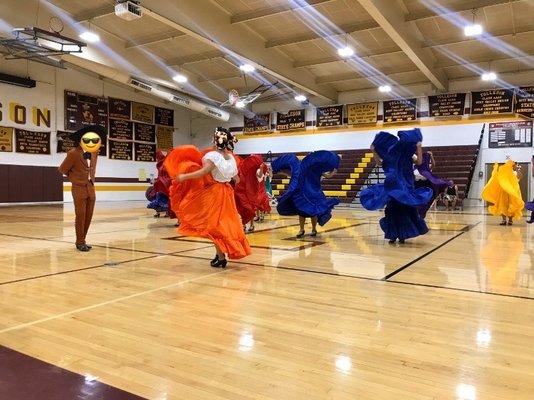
{"left": 337, "top": 46, "right": 354, "bottom": 58}
{"left": 481, "top": 72, "right": 497, "bottom": 81}
{"left": 378, "top": 85, "right": 392, "bottom": 93}
{"left": 239, "top": 64, "right": 255, "bottom": 73}
{"left": 295, "top": 94, "right": 307, "bottom": 102}
{"left": 172, "top": 74, "right": 188, "bottom": 83}
{"left": 79, "top": 31, "right": 100, "bottom": 43}
{"left": 464, "top": 24, "right": 483, "bottom": 37}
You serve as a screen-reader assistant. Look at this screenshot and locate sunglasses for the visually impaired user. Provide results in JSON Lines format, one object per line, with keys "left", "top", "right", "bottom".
{"left": 82, "top": 138, "right": 100, "bottom": 144}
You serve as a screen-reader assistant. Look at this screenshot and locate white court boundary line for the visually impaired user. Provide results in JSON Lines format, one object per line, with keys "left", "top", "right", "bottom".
{"left": 0, "top": 269, "right": 230, "bottom": 334}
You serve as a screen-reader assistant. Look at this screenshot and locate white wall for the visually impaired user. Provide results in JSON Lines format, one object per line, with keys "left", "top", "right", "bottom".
{"left": 0, "top": 59, "right": 232, "bottom": 201}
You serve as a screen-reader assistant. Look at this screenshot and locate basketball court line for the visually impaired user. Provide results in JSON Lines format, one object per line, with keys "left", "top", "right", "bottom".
{"left": 0, "top": 268, "right": 232, "bottom": 334}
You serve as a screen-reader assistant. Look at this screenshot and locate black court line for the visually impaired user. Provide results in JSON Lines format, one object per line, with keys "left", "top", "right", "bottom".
{"left": 0, "top": 254, "right": 160, "bottom": 286}
{"left": 170, "top": 252, "right": 534, "bottom": 301}
{"left": 381, "top": 221, "right": 481, "bottom": 281}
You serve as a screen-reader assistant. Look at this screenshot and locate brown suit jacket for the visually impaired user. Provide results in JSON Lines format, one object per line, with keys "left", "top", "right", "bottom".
{"left": 58, "top": 147, "right": 98, "bottom": 186}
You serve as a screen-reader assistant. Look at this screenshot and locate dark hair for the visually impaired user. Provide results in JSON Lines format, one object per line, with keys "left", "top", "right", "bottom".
{"left": 214, "top": 127, "right": 237, "bottom": 151}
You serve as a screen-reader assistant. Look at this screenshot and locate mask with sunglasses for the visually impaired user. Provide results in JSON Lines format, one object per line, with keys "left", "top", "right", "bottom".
{"left": 80, "top": 132, "right": 102, "bottom": 153}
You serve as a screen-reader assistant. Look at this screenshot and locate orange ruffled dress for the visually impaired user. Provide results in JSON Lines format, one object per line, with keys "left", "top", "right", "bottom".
{"left": 234, "top": 154, "right": 271, "bottom": 225}
{"left": 164, "top": 145, "right": 251, "bottom": 259}
{"left": 481, "top": 160, "right": 524, "bottom": 219}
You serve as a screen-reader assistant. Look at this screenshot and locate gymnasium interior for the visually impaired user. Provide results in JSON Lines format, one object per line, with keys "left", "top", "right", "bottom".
{"left": 0, "top": 1, "right": 532, "bottom": 399}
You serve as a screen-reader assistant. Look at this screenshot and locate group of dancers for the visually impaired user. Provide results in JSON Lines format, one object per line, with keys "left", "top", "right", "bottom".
{"left": 146, "top": 126, "right": 532, "bottom": 267}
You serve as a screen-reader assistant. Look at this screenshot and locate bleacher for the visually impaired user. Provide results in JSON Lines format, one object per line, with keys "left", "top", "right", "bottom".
{"left": 244, "top": 144, "right": 480, "bottom": 207}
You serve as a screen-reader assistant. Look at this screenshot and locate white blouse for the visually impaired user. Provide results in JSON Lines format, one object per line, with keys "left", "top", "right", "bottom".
{"left": 202, "top": 151, "right": 237, "bottom": 183}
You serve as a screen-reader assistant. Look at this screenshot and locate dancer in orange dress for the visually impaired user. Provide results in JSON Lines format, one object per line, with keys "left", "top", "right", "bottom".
{"left": 164, "top": 128, "right": 251, "bottom": 268}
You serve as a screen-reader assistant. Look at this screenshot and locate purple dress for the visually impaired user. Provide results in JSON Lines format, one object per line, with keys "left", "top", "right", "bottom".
{"left": 414, "top": 152, "right": 452, "bottom": 218}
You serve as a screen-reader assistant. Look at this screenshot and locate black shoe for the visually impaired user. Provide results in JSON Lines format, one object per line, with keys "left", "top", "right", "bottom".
{"left": 507, "top": 220, "right": 513, "bottom": 226}
{"left": 212, "top": 258, "right": 227, "bottom": 268}
{"left": 296, "top": 230, "right": 305, "bottom": 238}
{"left": 310, "top": 230, "right": 317, "bottom": 237}
{"left": 85, "top": 244, "right": 92, "bottom": 249}
{"left": 399, "top": 239, "right": 405, "bottom": 244}
{"left": 76, "top": 244, "right": 90, "bottom": 252}
{"left": 388, "top": 239, "right": 396, "bottom": 244}
{"left": 210, "top": 255, "right": 219, "bottom": 266}
{"left": 499, "top": 221, "right": 507, "bottom": 226}
{"left": 247, "top": 226, "right": 255, "bottom": 233}
{"left": 527, "top": 219, "right": 534, "bottom": 224}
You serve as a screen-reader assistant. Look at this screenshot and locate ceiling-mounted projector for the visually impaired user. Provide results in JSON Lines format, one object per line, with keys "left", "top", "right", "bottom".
{"left": 115, "top": 1, "right": 142, "bottom": 21}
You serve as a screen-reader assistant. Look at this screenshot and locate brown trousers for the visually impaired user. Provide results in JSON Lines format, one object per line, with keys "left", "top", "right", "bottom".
{"left": 72, "top": 183, "right": 96, "bottom": 245}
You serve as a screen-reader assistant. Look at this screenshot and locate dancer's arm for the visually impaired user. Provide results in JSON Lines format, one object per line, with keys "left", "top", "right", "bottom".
{"left": 176, "top": 160, "right": 215, "bottom": 182}
{"left": 414, "top": 143, "right": 423, "bottom": 165}
{"left": 370, "top": 145, "right": 382, "bottom": 165}
{"left": 58, "top": 152, "right": 75, "bottom": 176}
{"left": 428, "top": 151, "right": 436, "bottom": 168}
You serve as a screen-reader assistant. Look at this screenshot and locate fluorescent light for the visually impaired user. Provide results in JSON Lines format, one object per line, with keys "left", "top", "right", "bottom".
{"left": 481, "top": 72, "right": 497, "bottom": 81}
{"left": 235, "top": 100, "right": 245, "bottom": 109}
{"left": 79, "top": 31, "right": 100, "bottom": 43}
{"left": 172, "top": 74, "right": 188, "bottom": 83}
{"left": 464, "top": 24, "right": 483, "bottom": 37}
{"left": 378, "top": 85, "right": 391, "bottom": 93}
{"left": 239, "top": 64, "right": 255, "bottom": 73}
{"left": 337, "top": 46, "right": 354, "bottom": 58}
{"left": 295, "top": 94, "right": 307, "bottom": 102}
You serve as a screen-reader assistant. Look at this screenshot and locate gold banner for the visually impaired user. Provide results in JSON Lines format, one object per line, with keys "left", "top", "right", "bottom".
{"left": 0, "top": 126, "right": 14, "bottom": 152}
{"left": 156, "top": 125, "right": 174, "bottom": 150}
{"left": 346, "top": 102, "right": 378, "bottom": 125}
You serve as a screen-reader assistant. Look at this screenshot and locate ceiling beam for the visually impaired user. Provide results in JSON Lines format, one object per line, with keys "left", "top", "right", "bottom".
{"left": 125, "top": 33, "right": 186, "bottom": 49}
{"left": 294, "top": 48, "right": 403, "bottom": 68}
{"left": 140, "top": 3, "right": 336, "bottom": 101}
{"left": 198, "top": 74, "right": 243, "bottom": 83}
{"left": 74, "top": 6, "right": 114, "bottom": 22}
{"left": 230, "top": 0, "right": 335, "bottom": 24}
{"left": 423, "top": 26, "right": 534, "bottom": 47}
{"left": 165, "top": 51, "right": 225, "bottom": 67}
{"left": 316, "top": 65, "right": 420, "bottom": 84}
{"left": 356, "top": 0, "right": 447, "bottom": 90}
{"left": 405, "top": 0, "right": 520, "bottom": 22}
{"left": 436, "top": 53, "right": 534, "bottom": 68}
{"left": 265, "top": 20, "right": 379, "bottom": 48}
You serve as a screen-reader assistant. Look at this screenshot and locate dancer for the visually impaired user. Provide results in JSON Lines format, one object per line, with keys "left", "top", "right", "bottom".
{"left": 481, "top": 160, "right": 524, "bottom": 226}
{"left": 360, "top": 129, "right": 433, "bottom": 244}
{"left": 234, "top": 154, "right": 271, "bottom": 233}
{"left": 443, "top": 182, "right": 459, "bottom": 211}
{"left": 146, "top": 150, "right": 176, "bottom": 220}
{"left": 414, "top": 151, "right": 452, "bottom": 218}
{"left": 58, "top": 125, "right": 106, "bottom": 252}
{"left": 164, "top": 127, "right": 250, "bottom": 268}
{"left": 272, "top": 150, "right": 340, "bottom": 238}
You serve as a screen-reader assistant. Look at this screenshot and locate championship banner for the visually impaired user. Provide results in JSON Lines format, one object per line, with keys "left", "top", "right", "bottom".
{"left": 383, "top": 99, "right": 417, "bottom": 123}
{"left": 244, "top": 113, "right": 271, "bottom": 133}
{"left": 346, "top": 102, "right": 378, "bottom": 125}
{"left": 276, "top": 109, "right": 305, "bottom": 131}
{"left": 428, "top": 93, "right": 466, "bottom": 117}
{"left": 108, "top": 139, "right": 133, "bottom": 160}
{"left": 489, "top": 121, "right": 532, "bottom": 148}
{"left": 471, "top": 89, "right": 514, "bottom": 115}
{"left": 134, "top": 122, "right": 156, "bottom": 143}
{"left": 0, "top": 126, "right": 13, "bottom": 152}
{"left": 156, "top": 125, "right": 174, "bottom": 150}
{"left": 134, "top": 142, "right": 156, "bottom": 162}
{"left": 64, "top": 90, "right": 108, "bottom": 131}
{"left": 155, "top": 106, "right": 174, "bottom": 127}
{"left": 15, "top": 129, "right": 50, "bottom": 154}
{"left": 132, "top": 102, "right": 155, "bottom": 124}
{"left": 109, "top": 118, "right": 134, "bottom": 141}
{"left": 108, "top": 97, "right": 131, "bottom": 120}
{"left": 316, "top": 105, "right": 343, "bottom": 128}
{"left": 515, "top": 86, "right": 534, "bottom": 118}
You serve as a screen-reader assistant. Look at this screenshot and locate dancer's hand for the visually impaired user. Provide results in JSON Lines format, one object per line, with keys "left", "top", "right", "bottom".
{"left": 176, "top": 174, "right": 186, "bottom": 182}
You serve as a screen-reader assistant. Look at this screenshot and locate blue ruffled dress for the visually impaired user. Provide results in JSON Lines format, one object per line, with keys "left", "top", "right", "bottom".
{"left": 360, "top": 129, "right": 432, "bottom": 241}
{"left": 272, "top": 150, "right": 340, "bottom": 226}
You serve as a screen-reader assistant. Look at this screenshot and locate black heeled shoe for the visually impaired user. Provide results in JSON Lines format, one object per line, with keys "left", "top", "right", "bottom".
{"left": 296, "top": 230, "right": 305, "bottom": 238}
{"left": 212, "top": 258, "right": 227, "bottom": 268}
{"left": 388, "top": 239, "right": 396, "bottom": 244}
{"left": 210, "top": 255, "right": 219, "bottom": 266}
{"left": 310, "top": 230, "right": 317, "bottom": 237}
{"left": 399, "top": 239, "right": 405, "bottom": 244}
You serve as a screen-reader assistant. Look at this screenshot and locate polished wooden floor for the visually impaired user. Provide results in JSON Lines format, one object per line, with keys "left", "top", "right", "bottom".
{"left": 0, "top": 202, "right": 532, "bottom": 399}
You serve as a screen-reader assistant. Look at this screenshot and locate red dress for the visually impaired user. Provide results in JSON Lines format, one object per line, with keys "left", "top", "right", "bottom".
{"left": 164, "top": 146, "right": 251, "bottom": 259}
{"left": 234, "top": 155, "right": 271, "bottom": 225}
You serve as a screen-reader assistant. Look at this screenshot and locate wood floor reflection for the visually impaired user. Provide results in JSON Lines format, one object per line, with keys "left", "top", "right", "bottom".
{"left": 0, "top": 202, "right": 532, "bottom": 399}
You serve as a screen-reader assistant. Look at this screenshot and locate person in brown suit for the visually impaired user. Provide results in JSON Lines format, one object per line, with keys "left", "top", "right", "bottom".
{"left": 58, "top": 125, "right": 106, "bottom": 251}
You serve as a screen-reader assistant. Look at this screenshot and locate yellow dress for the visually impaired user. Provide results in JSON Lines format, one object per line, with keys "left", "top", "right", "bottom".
{"left": 481, "top": 160, "right": 524, "bottom": 219}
